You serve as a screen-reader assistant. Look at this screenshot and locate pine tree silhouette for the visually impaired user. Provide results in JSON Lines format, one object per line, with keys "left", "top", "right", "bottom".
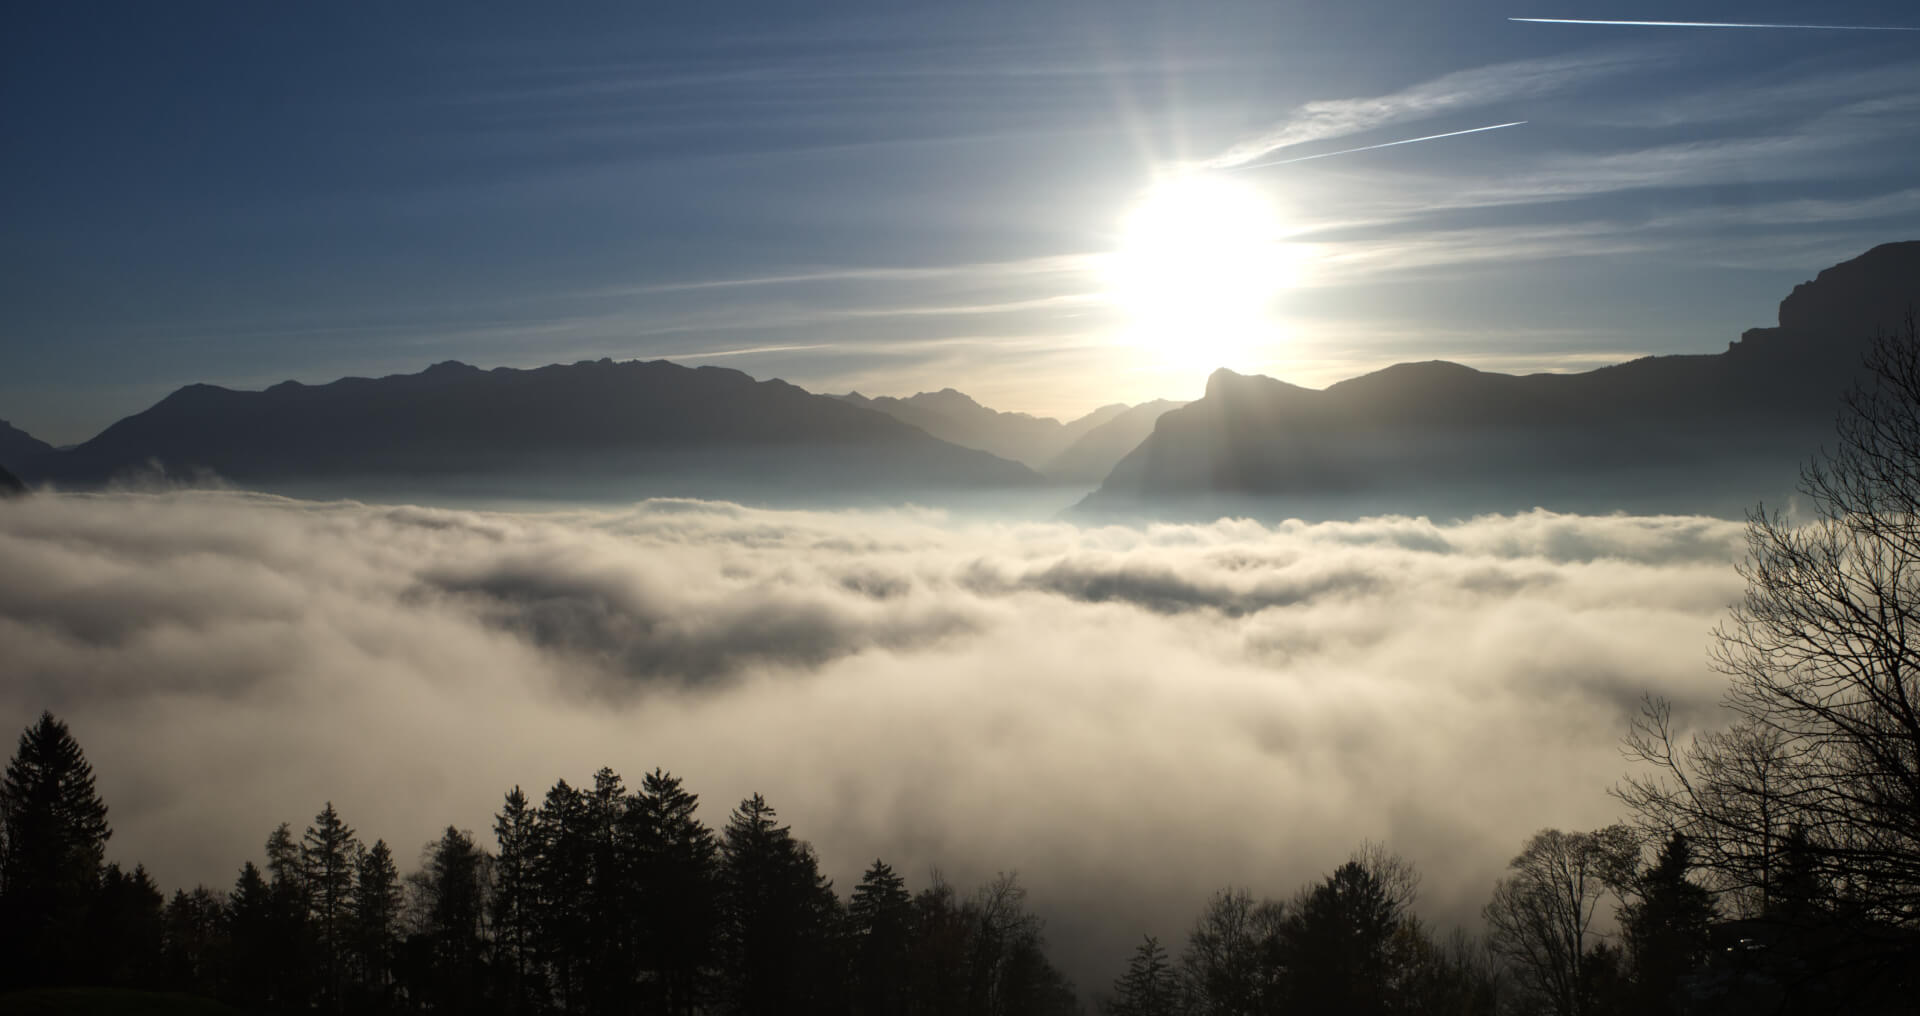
{"left": 302, "top": 801, "right": 360, "bottom": 1009}
{"left": 350, "top": 838, "right": 402, "bottom": 1006}
{"left": 637, "top": 769, "right": 720, "bottom": 1016}
{"left": 1109, "top": 936, "right": 1176, "bottom": 1016}
{"left": 849, "top": 859, "right": 913, "bottom": 1016}
{"left": 0, "top": 711, "right": 112, "bottom": 986}
{"left": 492, "top": 786, "right": 542, "bottom": 1013}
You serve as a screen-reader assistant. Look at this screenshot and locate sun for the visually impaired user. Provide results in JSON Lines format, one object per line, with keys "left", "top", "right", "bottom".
{"left": 1104, "top": 173, "right": 1296, "bottom": 371}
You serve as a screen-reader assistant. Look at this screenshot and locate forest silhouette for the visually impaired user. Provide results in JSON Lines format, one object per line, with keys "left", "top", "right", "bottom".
{"left": 0, "top": 695, "right": 1912, "bottom": 1015}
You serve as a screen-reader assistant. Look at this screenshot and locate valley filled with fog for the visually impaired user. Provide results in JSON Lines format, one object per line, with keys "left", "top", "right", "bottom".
{"left": 0, "top": 489, "right": 1751, "bottom": 986}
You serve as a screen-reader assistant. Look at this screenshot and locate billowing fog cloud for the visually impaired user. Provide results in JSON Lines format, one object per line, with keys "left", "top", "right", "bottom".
{"left": 0, "top": 492, "right": 1748, "bottom": 989}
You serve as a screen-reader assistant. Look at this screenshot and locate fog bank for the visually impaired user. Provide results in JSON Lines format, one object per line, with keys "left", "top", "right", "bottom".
{"left": 0, "top": 491, "right": 1747, "bottom": 989}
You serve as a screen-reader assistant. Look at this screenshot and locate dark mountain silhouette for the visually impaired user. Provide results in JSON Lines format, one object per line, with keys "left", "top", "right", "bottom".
{"left": 0, "top": 420, "right": 52, "bottom": 472}
{"left": 835, "top": 389, "right": 1129, "bottom": 470}
{"left": 1041, "top": 399, "right": 1187, "bottom": 484}
{"left": 0, "top": 465, "right": 24, "bottom": 497}
{"left": 19, "top": 358, "right": 1041, "bottom": 503}
{"left": 1078, "top": 242, "right": 1920, "bottom": 520}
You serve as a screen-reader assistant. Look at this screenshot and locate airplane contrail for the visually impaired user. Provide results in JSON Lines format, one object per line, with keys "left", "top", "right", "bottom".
{"left": 1509, "top": 18, "right": 1920, "bottom": 31}
{"left": 1235, "top": 121, "right": 1528, "bottom": 170}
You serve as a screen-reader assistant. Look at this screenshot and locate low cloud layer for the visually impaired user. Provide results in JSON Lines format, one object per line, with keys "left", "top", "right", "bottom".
{"left": 0, "top": 492, "right": 1748, "bottom": 988}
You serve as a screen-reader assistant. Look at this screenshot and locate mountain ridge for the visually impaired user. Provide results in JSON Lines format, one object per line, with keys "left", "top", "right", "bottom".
{"left": 1078, "top": 242, "right": 1920, "bottom": 520}
{"left": 833, "top": 388, "right": 1131, "bottom": 470}
{"left": 0, "top": 419, "right": 52, "bottom": 473}
{"left": 1041, "top": 399, "right": 1190, "bottom": 483}
{"left": 21, "top": 357, "right": 1043, "bottom": 503}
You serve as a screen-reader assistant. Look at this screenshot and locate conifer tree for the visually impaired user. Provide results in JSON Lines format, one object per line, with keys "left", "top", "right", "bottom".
{"left": 1277, "top": 860, "right": 1406, "bottom": 1015}
{"left": 582, "top": 767, "right": 639, "bottom": 1012}
{"left": 636, "top": 769, "right": 719, "bottom": 1016}
{"left": 92, "top": 862, "right": 165, "bottom": 988}
{"left": 161, "top": 885, "right": 227, "bottom": 997}
{"left": 227, "top": 861, "right": 278, "bottom": 1006}
{"left": 1109, "top": 936, "right": 1177, "bottom": 1016}
{"left": 302, "top": 801, "right": 360, "bottom": 1007}
{"left": 848, "top": 859, "right": 913, "bottom": 1016}
{"left": 261, "top": 823, "right": 316, "bottom": 1006}
{"left": 719, "top": 793, "right": 841, "bottom": 1014}
{"left": 1618, "top": 833, "right": 1714, "bottom": 1016}
{"left": 351, "top": 838, "right": 402, "bottom": 1001}
{"left": 266, "top": 822, "right": 302, "bottom": 893}
{"left": 492, "top": 786, "right": 541, "bottom": 1012}
{"left": 420, "top": 826, "right": 488, "bottom": 1012}
{"left": 536, "top": 778, "right": 591, "bottom": 1010}
{"left": 0, "top": 711, "right": 113, "bottom": 986}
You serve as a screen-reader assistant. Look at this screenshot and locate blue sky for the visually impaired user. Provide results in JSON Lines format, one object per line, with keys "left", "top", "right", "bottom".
{"left": 5, "top": 1, "right": 1920, "bottom": 444}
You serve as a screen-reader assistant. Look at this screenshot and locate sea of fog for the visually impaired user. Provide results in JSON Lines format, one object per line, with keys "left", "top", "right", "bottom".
{"left": 0, "top": 490, "right": 1753, "bottom": 990}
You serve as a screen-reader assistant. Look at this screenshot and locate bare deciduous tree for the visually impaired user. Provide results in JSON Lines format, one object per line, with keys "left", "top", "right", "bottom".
{"left": 1618, "top": 315, "right": 1920, "bottom": 932}
{"left": 1483, "top": 825, "right": 1638, "bottom": 1016}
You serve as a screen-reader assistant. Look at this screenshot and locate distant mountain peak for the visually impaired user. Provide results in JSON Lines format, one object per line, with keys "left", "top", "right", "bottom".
{"left": 0, "top": 418, "right": 52, "bottom": 453}
{"left": 1204, "top": 367, "right": 1314, "bottom": 400}
{"left": 0, "top": 420, "right": 51, "bottom": 493}
{"left": 1083, "top": 241, "right": 1920, "bottom": 521}
{"left": 22, "top": 355, "right": 1042, "bottom": 499}
{"left": 1772, "top": 240, "right": 1920, "bottom": 337}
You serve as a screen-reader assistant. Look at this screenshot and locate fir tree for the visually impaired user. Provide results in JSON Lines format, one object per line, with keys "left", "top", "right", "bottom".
{"left": 0, "top": 711, "right": 113, "bottom": 986}
{"left": 848, "top": 859, "right": 913, "bottom": 1016}
{"left": 719, "top": 793, "right": 841, "bottom": 1015}
{"left": 161, "top": 885, "right": 227, "bottom": 998}
{"left": 637, "top": 769, "right": 719, "bottom": 1016}
{"left": 1109, "top": 936, "right": 1177, "bottom": 1016}
{"left": 226, "top": 861, "right": 277, "bottom": 1006}
{"left": 261, "top": 823, "right": 316, "bottom": 1006}
{"left": 420, "top": 826, "right": 488, "bottom": 1012}
{"left": 302, "top": 801, "right": 360, "bottom": 1007}
{"left": 1620, "top": 833, "right": 1715, "bottom": 1016}
{"left": 536, "top": 778, "right": 591, "bottom": 1011}
{"left": 350, "top": 838, "right": 402, "bottom": 1002}
{"left": 491, "top": 786, "right": 541, "bottom": 1013}
{"left": 91, "top": 861, "right": 165, "bottom": 987}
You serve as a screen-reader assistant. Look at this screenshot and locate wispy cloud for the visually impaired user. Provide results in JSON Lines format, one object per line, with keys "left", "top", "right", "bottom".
{"left": 619, "top": 254, "right": 1097, "bottom": 295}
{"left": 1234, "top": 121, "right": 1527, "bottom": 170}
{"left": 1571, "top": 61, "right": 1920, "bottom": 129}
{"left": 655, "top": 342, "right": 838, "bottom": 361}
{"left": 1509, "top": 17, "right": 1919, "bottom": 32}
{"left": 1282, "top": 184, "right": 1920, "bottom": 285}
{"left": 1201, "top": 47, "right": 1651, "bottom": 169}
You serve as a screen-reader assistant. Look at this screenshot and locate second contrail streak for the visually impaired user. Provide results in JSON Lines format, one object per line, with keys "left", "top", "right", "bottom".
{"left": 1235, "top": 121, "right": 1528, "bottom": 170}
{"left": 1509, "top": 18, "right": 1920, "bottom": 31}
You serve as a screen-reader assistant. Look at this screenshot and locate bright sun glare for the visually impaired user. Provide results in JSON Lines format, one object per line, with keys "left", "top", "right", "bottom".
{"left": 1105, "top": 173, "right": 1296, "bottom": 371}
